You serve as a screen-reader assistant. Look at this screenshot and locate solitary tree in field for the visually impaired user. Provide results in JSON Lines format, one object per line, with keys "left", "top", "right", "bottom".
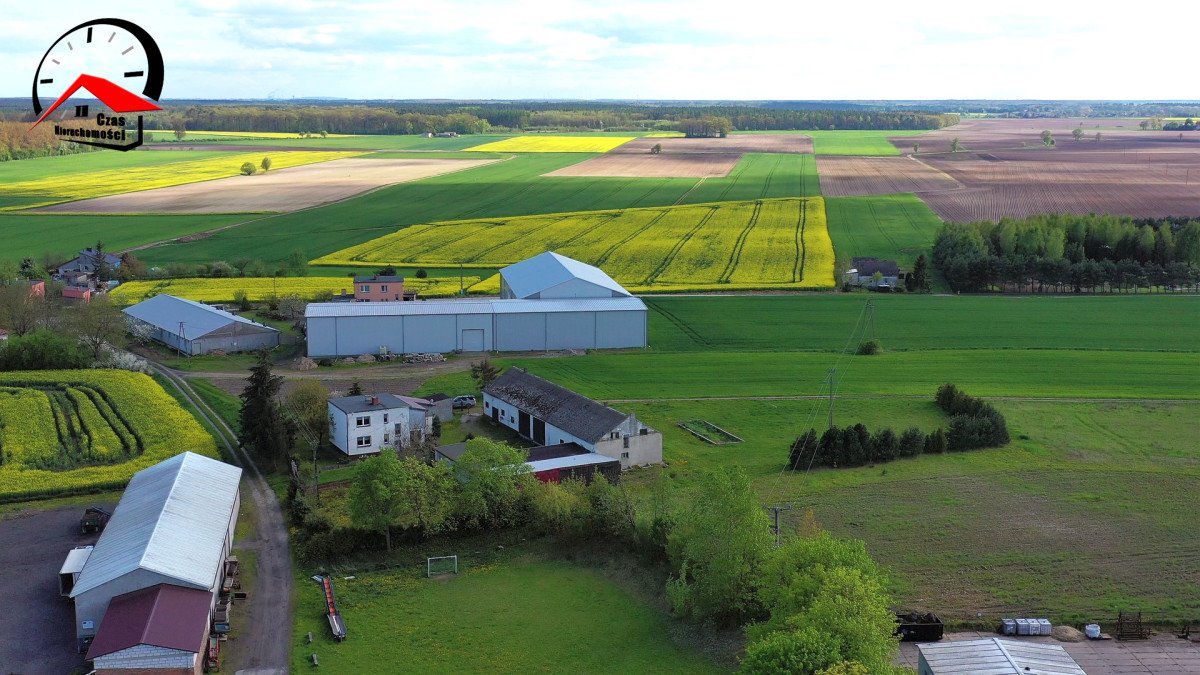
{"left": 260, "top": 156, "right": 272, "bottom": 172}
{"left": 1139, "top": 119, "right": 1150, "bottom": 131}
{"left": 912, "top": 142, "right": 920, "bottom": 154}
{"left": 1094, "top": 132, "right": 1103, "bottom": 142}
{"left": 1041, "top": 130, "right": 1054, "bottom": 147}
{"left": 650, "top": 143, "right": 662, "bottom": 155}
{"left": 240, "top": 162, "right": 257, "bottom": 176}
{"left": 950, "top": 138, "right": 962, "bottom": 153}
{"left": 1072, "top": 127, "right": 1084, "bottom": 141}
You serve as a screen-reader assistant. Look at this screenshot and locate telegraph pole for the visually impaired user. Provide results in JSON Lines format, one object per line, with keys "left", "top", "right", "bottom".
{"left": 766, "top": 505, "right": 793, "bottom": 546}
{"left": 826, "top": 367, "right": 836, "bottom": 430}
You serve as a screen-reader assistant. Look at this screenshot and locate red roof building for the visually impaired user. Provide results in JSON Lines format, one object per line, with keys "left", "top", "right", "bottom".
{"left": 86, "top": 583, "right": 211, "bottom": 673}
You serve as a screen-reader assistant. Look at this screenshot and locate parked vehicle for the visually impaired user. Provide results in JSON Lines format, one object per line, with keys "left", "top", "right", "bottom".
{"left": 80, "top": 506, "right": 111, "bottom": 534}
{"left": 452, "top": 395, "right": 477, "bottom": 409}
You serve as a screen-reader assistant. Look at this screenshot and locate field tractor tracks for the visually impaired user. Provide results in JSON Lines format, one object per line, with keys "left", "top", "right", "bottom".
{"left": 793, "top": 199, "right": 808, "bottom": 283}
{"left": 648, "top": 302, "right": 711, "bottom": 347}
{"left": 674, "top": 177, "right": 707, "bottom": 205}
{"left": 594, "top": 210, "right": 669, "bottom": 266}
{"left": 644, "top": 206, "right": 718, "bottom": 285}
{"left": 464, "top": 213, "right": 574, "bottom": 263}
{"left": 719, "top": 200, "right": 763, "bottom": 283}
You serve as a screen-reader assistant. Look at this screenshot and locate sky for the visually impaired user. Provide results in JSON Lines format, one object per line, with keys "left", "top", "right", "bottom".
{"left": 1, "top": 0, "right": 1193, "bottom": 101}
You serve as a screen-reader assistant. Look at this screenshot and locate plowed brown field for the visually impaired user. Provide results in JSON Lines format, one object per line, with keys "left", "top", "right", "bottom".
{"left": 614, "top": 134, "right": 813, "bottom": 154}
{"left": 816, "top": 156, "right": 961, "bottom": 196}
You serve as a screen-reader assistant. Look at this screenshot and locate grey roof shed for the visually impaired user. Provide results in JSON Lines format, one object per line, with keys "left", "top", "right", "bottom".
{"left": 917, "top": 638, "right": 1086, "bottom": 675}
{"left": 123, "top": 294, "right": 280, "bottom": 355}
{"left": 484, "top": 368, "right": 627, "bottom": 443}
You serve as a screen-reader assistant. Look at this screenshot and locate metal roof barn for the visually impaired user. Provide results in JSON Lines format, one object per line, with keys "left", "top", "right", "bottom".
{"left": 499, "top": 251, "right": 631, "bottom": 299}
{"left": 70, "top": 452, "right": 242, "bottom": 641}
{"left": 123, "top": 294, "right": 280, "bottom": 356}
{"left": 305, "top": 296, "right": 647, "bottom": 356}
{"left": 917, "top": 638, "right": 1087, "bottom": 675}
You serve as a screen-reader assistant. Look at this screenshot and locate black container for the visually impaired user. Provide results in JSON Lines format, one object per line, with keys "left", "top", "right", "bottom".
{"left": 894, "top": 611, "right": 944, "bottom": 641}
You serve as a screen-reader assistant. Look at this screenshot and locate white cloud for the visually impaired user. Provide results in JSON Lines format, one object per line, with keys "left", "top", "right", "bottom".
{"left": 0, "top": 0, "right": 1194, "bottom": 100}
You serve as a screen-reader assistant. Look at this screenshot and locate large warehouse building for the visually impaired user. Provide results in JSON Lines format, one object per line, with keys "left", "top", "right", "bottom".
{"left": 70, "top": 452, "right": 241, "bottom": 671}
{"left": 305, "top": 253, "right": 647, "bottom": 356}
{"left": 123, "top": 294, "right": 280, "bottom": 356}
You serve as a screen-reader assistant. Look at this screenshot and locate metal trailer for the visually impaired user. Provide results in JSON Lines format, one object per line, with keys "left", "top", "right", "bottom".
{"left": 79, "top": 506, "right": 110, "bottom": 534}
{"left": 321, "top": 575, "right": 347, "bottom": 641}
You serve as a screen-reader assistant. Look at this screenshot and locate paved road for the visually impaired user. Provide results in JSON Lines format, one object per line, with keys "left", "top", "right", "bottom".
{"left": 151, "top": 364, "right": 291, "bottom": 675}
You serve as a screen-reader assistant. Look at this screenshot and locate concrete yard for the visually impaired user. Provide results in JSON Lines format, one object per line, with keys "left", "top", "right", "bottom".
{"left": 898, "top": 631, "right": 1200, "bottom": 674}
{"left": 0, "top": 502, "right": 113, "bottom": 674}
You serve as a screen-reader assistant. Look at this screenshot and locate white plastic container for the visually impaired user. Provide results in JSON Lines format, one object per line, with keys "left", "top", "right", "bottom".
{"left": 1002, "top": 619, "right": 1017, "bottom": 636}
{"left": 1037, "top": 618, "right": 1052, "bottom": 635}
{"left": 1016, "top": 618, "right": 1032, "bottom": 635}
{"left": 1085, "top": 624, "right": 1101, "bottom": 639}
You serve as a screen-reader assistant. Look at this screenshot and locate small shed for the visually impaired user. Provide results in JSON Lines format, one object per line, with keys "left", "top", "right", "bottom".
{"left": 917, "top": 637, "right": 1087, "bottom": 675}
{"left": 86, "top": 583, "right": 212, "bottom": 673}
{"left": 59, "top": 546, "right": 93, "bottom": 596}
{"left": 123, "top": 294, "right": 280, "bottom": 356}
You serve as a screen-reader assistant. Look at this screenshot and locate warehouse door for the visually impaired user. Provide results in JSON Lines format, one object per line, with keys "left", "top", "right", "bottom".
{"left": 533, "top": 418, "right": 546, "bottom": 445}
{"left": 519, "top": 411, "right": 531, "bottom": 438}
{"left": 460, "top": 329, "right": 485, "bottom": 352}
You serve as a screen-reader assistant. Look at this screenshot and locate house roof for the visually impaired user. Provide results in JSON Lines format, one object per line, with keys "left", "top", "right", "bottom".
{"left": 427, "top": 393, "right": 450, "bottom": 402}
{"left": 528, "top": 452, "right": 620, "bottom": 473}
{"left": 328, "top": 393, "right": 412, "bottom": 414}
{"left": 305, "top": 296, "right": 646, "bottom": 318}
{"left": 917, "top": 638, "right": 1086, "bottom": 675}
{"left": 354, "top": 275, "right": 404, "bottom": 283}
{"left": 485, "top": 368, "right": 628, "bottom": 443}
{"left": 526, "top": 442, "right": 590, "bottom": 462}
{"left": 70, "top": 452, "right": 242, "bottom": 598}
{"left": 850, "top": 257, "right": 900, "bottom": 277}
{"left": 122, "top": 294, "right": 279, "bottom": 340}
{"left": 59, "top": 248, "right": 122, "bottom": 274}
{"left": 86, "top": 584, "right": 211, "bottom": 660}
{"left": 396, "top": 395, "right": 432, "bottom": 410}
{"left": 499, "top": 252, "right": 630, "bottom": 299}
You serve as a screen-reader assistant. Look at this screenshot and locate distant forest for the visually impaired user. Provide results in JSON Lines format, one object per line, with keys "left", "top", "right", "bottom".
{"left": 144, "top": 103, "right": 959, "bottom": 136}
{"left": 934, "top": 214, "right": 1200, "bottom": 293}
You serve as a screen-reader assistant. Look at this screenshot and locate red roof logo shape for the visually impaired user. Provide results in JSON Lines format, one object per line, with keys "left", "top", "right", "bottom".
{"left": 31, "top": 73, "right": 161, "bottom": 128}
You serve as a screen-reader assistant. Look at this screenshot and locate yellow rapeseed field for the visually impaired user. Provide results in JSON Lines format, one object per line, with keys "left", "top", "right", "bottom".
{"left": 465, "top": 136, "right": 635, "bottom": 153}
{"left": 0, "top": 370, "right": 218, "bottom": 501}
{"left": 0, "top": 151, "right": 362, "bottom": 211}
{"left": 111, "top": 276, "right": 479, "bottom": 303}
{"left": 314, "top": 198, "right": 835, "bottom": 292}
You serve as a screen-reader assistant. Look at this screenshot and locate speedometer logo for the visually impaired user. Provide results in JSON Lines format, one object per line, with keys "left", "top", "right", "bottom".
{"left": 30, "top": 18, "right": 164, "bottom": 151}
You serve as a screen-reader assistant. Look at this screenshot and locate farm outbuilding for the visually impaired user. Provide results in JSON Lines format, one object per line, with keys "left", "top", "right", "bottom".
{"left": 304, "top": 253, "right": 647, "bottom": 357}
{"left": 85, "top": 583, "right": 213, "bottom": 673}
{"left": 483, "top": 368, "right": 662, "bottom": 469}
{"left": 70, "top": 452, "right": 241, "bottom": 650}
{"left": 123, "top": 294, "right": 280, "bottom": 356}
{"left": 917, "top": 638, "right": 1086, "bottom": 675}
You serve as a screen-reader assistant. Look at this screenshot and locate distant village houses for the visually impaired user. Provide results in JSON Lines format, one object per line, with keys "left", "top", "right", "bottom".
{"left": 845, "top": 256, "right": 902, "bottom": 289}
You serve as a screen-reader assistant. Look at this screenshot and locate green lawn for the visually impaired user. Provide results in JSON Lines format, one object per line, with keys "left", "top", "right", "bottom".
{"left": 291, "top": 558, "right": 720, "bottom": 673}
{"left": 139, "top": 151, "right": 814, "bottom": 266}
{"left": 645, "top": 295, "right": 1200, "bottom": 353}
{"left": 825, "top": 194, "right": 943, "bottom": 269}
{"left": 0, "top": 212, "right": 252, "bottom": 262}
{"left": 803, "top": 130, "right": 926, "bottom": 156}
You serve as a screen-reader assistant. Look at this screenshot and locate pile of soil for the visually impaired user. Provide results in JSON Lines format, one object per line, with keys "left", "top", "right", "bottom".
{"left": 1052, "top": 625, "right": 1085, "bottom": 642}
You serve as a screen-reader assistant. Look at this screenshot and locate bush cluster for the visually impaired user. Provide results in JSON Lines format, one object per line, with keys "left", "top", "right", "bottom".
{"left": 789, "top": 384, "right": 1006, "bottom": 470}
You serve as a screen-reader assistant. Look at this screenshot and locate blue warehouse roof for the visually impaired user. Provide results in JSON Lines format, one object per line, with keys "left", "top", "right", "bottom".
{"left": 123, "top": 295, "right": 279, "bottom": 339}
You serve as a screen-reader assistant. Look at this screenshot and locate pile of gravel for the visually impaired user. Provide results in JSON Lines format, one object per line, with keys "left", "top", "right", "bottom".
{"left": 1051, "top": 625, "right": 1085, "bottom": 642}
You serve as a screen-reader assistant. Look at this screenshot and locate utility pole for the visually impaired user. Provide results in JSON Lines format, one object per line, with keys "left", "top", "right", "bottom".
{"left": 766, "top": 505, "right": 793, "bottom": 546}
{"left": 826, "top": 367, "right": 836, "bottom": 430}
{"left": 864, "top": 299, "right": 876, "bottom": 342}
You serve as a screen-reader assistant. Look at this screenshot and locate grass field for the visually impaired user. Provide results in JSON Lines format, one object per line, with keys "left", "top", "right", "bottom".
{"left": 732, "top": 130, "right": 927, "bottom": 155}
{"left": 0, "top": 370, "right": 218, "bottom": 501}
{"left": 110, "top": 275, "right": 478, "bottom": 303}
{"left": 466, "top": 136, "right": 635, "bottom": 153}
{"left": 159, "top": 134, "right": 517, "bottom": 151}
{"left": 313, "top": 197, "right": 835, "bottom": 292}
{"left": 292, "top": 556, "right": 719, "bottom": 673}
{"left": 1, "top": 151, "right": 361, "bottom": 211}
{"left": 0, "top": 213, "right": 254, "bottom": 262}
{"left": 825, "top": 194, "right": 944, "bottom": 269}
{"left": 138, "top": 152, "right": 817, "bottom": 266}
{"left": 146, "top": 130, "right": 359, "bottom": 139}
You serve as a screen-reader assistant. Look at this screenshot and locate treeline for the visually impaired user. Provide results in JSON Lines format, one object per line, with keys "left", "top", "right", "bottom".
{"left": 0, "top": 121, "right": 94, "bottom": 162}
{"left": 150, "top": 103, "right": 956, "bottom": 135}
{"left": 934, "top": 215, "right": 1200, "bottom": 293}
{"left": 789, "top": 384, "right": 1008, "bottom": 470}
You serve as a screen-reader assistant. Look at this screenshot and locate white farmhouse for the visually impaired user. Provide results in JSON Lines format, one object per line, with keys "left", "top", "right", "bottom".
{"left": 328, "top": 393, "right": 433, "bottom": 456}
{"left": 483, "top": 368, "right": 662, "bottom": 469}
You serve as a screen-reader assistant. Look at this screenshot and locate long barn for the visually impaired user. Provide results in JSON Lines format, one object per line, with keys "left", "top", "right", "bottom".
{"left": 305, "top": 253, "right": 647, "bottom": 356}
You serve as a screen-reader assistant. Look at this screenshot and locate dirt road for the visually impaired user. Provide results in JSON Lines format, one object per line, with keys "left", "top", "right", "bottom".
{"left": 151, "top": 364, "right": 291, "bottom": 674}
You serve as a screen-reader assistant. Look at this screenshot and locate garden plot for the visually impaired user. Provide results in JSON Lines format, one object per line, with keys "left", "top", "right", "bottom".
{"left": 544, "top": 152, "right": 741, "bottom": 178}
{"left": 38, "top": 157, "right": 498, "bottom": 214}
{"left": 816, "top": 156, "right": 961, "bottom": 196}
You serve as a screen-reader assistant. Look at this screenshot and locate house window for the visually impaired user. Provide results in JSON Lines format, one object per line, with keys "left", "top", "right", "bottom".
{"left": 360, "top": 285, "right": 370, "bottom": 293}
{"left": 623, "top": 436, "right": 630, "bottom": 449}
{"left": 383, "top": 413, "right": 389, "bottom": 424}
{"left": 610, "top": 431, "right": 619, "bottom": 440}
{"left": 383, "top": 433, "right": 390, "bottom": 443}
{"left": 356, "top": 435, "right": 371, "bottom": 448}
{"left": 381, "top": 285, "right": 388, "bottom": 292}
{"left": 356, "top": 415, "right": 370, "bottom": 427}
{"left": 621, "top": 452, "right": 630, "bottom": 459}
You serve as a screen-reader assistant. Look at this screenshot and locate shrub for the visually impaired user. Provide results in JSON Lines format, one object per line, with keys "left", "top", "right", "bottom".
{"left": 898, "top": 427, "right": 925, "bottom": 457}
{"left": 0, "top": 330, "right": 91, "bottom": 371}
{"left": 924, "top": 427, "right": 948, "bottom": 454}
{"left": 740, "top": 626, "right": 843, "bottom": 674}
{"left": 240, "top": 162, "right": 257, "bottom": 176}
{"left": 232, "top": 289, "right": 252, "bottom": 311}
{"left": 415, "top": 268, "right": 428, "bottom": 279}
{"left": 855, "top": 340, "right": 880, "bottom": 355}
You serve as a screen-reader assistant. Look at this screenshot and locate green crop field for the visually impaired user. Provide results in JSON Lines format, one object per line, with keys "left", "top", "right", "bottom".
{"left": 803, "top": 130, "right": 926, "bottom": 156}
{"left": 0, "top": 370, "right": 218, "bottom": 502}
{"left": 645, "top": 295, "right": 1200, "bottom": 353}
{"left": 138, "top": 152, "right": 816, "bottom": 266}
{"left": 315, "top": 197, "right": 834, "bottom": 292}
{"left": 151, "top": 134, "right": 516, "bottom": 151}
{"left": 292, "top": 557, "right": 720, "bottom": 673}
{"left": 825, "top": 194, "right": 944, "bottom": 269}
{"left": 0, "top": 213, "right": 253, "bottom": 262}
